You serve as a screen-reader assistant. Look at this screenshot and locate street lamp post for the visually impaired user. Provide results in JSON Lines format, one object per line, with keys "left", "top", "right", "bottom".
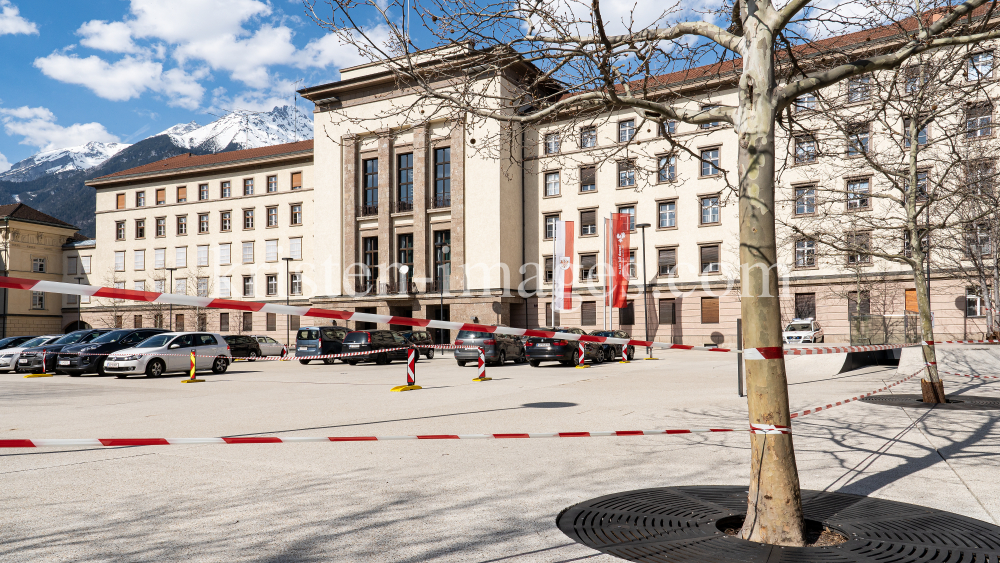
{"left": 635, "top": 223, "right": 655, "bottom": 360}
{"left": 165, "top": 267, "right": 177, "bottom": 330}
{"left": 74, "top": 276, "right": 84, "bottom": 329}
{"left": 282, "top": 257, "right": 293, "bottom": 346}
{"left": 439, "top": 244, "right": 450, "bottom": 344}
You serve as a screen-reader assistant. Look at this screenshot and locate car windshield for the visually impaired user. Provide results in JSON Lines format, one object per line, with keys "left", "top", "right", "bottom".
{"left": 297, "top": 329, "right": 319, "bottom": 340}
{"left": 344, "top": 332, "right": 370, "bottom": 343}
{"left": 136, "top": 334, "right": 174, "bottom": 348}
{"left": 91, "top": 330, "right": 130, "bottom": 344}
{"left": 53, "top": 332, "right": 91, "bottom": 345}
{"left": 457, "top": 331, "right": 492, "bottom": 339}
{"left": 321, "top": 328, "right": 346, "bottom": 340}
{"left": 19, "top": 336, "right": 50, "bottom": 348}
{"left": 786, "top": 323, "right": 812, "bottom": 331}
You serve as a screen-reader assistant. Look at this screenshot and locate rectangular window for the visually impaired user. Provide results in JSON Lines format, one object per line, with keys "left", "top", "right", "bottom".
{"left": 67, "top": 256, "right": 78, "bottom": 275}
{"left": 629, "top": 250, "right": 636, "bottom": 278}
{"left": 847, "top": 75, "right": 871, "bottom": 102}
{"left": 243, "top": 178, "right": 254, "bottom": 196}
{"left": 544, "top": 256, "right": 553, "bottom": 282}
{"left": 701, "top": 149, "right": 720, "bottom": 176}
{"left": 618, "top": 160, "right": 635, "bottom": 187}
{"left": 289, "top": 237, "right": 302, "bottom": 260}
{"left": 433, "top": 230, "right": 451, "bottom": 286}
{"left": 290, "top": 273, "right": 303, "bottom": 295}
{"left": 136, "top": 191, "right": 145, "bottom": 207}
{"left": 116, "top": 193, "right": 125, "bottom": 209}
{"left": 154, "top": 248, "right": 165, "bottom": 269}
{"left": 116, "top": 221, "right": 125, "bottom": 240}
{"left": 618, "top": 120, "right": 635, "bottom": 142}
{"left": 81, "top": 256, "right": 92, "bottom": 273}
{"left": 243, "top": 209, "right": 254, "bottom": 230}
{"left": 544, "top": 171, "right": 560, "bottom": 196}
{"left": 847, "top": 178, "right": 870, "bottom": 210}
{"left": 658, "top": 248, "right": 677, "bottom": 276}
{"left": 699, "top": 105, "right": 722, "bottom": 129}
{"left": 700, "top": 245, "right": 720, "bottom": 273}
{"left": 795, "top": 293, "right": 817, "bottom": 319}
{"left": 156, "top": 188, "right": 165, "bottom": 205}
{"left": 219, "top": 312, "right": 229, "bottom": 331}
{"left": 291, "top": 171, "right": 302, "bottom": 190}
{"left": 658, "top": 155, "right": 676, "bottom": 182}
{"left": 154, "top": 279, "right": 164, "bottom": 293}
{"left": 434, "top": 148, "right": 451, "bottom": 207}
{"left": 266, "top": 312, "right": 277, "bottom": 331}
{"left": 966, "top": 104, "right": 993, "bottom": 138}
{"left": 581, "top": 301, "right": 597, "bottom": 325}
{"left": 173, "top": 314, "right": 183, "bottom": 332}
{"left": 701, "top": 296, "right": 720, "bottom": 323}
{"left": 221, "top": 181, "right": 231, "bottom": 198}
{"left": 175, "top": 278, "right": 187, "bottom": 295}
{"left": 267, "top": 274, "right": 278, "bottom": 296}
{"left": 795, "top": 93, "right": 817, "bottom": 112}
{"left": 198, "top": 213, "right": 208, "bottom": 233}
{"left": 198, "top": 184, "right": 208, "bottom": 200}
{"left": 847, "top": 232, "right": 871, "bottom": 264}
{"left": 906, "top": 170, "right": 930, "bottom": 199}
{"left": 175, "top": 246, "right": 186, "bottom": 268}
{"left": 658, "top": 201, "right": 676, "bottom": 228}
{"left": 795, "top": 187, "right": 816, "bottom": 215}
{"left": 544, "top": 215, "right": 558, "bottom": 240}
{"left": 969, "top": 51, "right": 994, "bottom": 80}
{"left": 219, "top": 243, "right": 231, "bottom": 265}
{"left": 397, "top": 152, "right": 413, "bottom": 210}
{"left": 134, "top": 314, "right": 143, "bottom": 328}
{"left": 243, "top": 276, "right": 254, "bottom": 297}
{"left": 242, "top": 242, "right": 254, "bottom": 264}
{"left": 197, "top": 245, "right": 208, "bottom": 266}
{"left": 795, "top": 135, "right": 817, "bottom": 163}
{"left": 580, "top": 166, "right": 596, "bottom": 192}
{"left": 580, "top": 126, "right": 596, "bottom": 148}
{"left": 659, "top": 298, "right": 676, "bottom": 324}
{"left": 848, "top": 290, "right": 871, "bottom": 316}
{"left": 242, "top": 312, "right": 253, "bottom": 331}
{"left": 618, "top": 206, "right": 635, "bottom": 231}
{"left": 154, "top": 217, "right": 166, "bottom": 237}
{"left": 198, "top": 313, "right": 207, "bottom": 331}
{"left": 848, "top": 123, "right": 870, "bottom": 156}
{"left": 31, "top": 291, "right": 44, "bottom": 310}
{"left": 135, "top": 219, "right": 145, "bottom": 239}
{"left": 903, "top": 118, "right": 928, "bottom": 147}
{"left": 579, "top": 254, "right": 597, "bottom": 281}
{"left": 266, "top": 206, "right": 278, "bottom": 227}
{"left": 114, "top": 251, "right": 125, "bottom": 271}
{"left": 196, "top": 278, "right": 208, "bottom": 297}
{"left": 619, "top": 302, "right": 634, "bottom": 325}
{"left": 795, "top": 239, "right": 816, "bottom": 268}
{"left": 290, "top": 204, "right": 302, "bottom": 225}
{"left": 544, "top": 133, "right": 560, "bottom": 154}
{"left": 660, "top": 121, "right": 677, "bottom": 136}
{"left": 967, "top": 287, "right": 987, "bottom": 317}
{"left": 362, "top": 236, "right": 378, "bottom": 283}
{"left": 176, "top": 215, "right": 187, "bottom": 235}
{"left": 701, "top": 196, "right": 720, "bottom": 224}
{"left": 219, "top": 277, "right": 231, "bottom": 298}
{"left": 580, "top": 210, "right": 597, "bottom": 235}
{"left": 176, "top": 186, "right": 187, "bottom": 203}
{"left": 221, "top": 211, "right": 231, "bottom": 231}
{"left": 363, "top": 157, "right": 379, "bottom": 213}
{"left": 266, "top": 239, "right": 278, "bottom": 262}
{"left": 267, "top": 175, "right": 277, "bottom": 193}
{"left": 134, "top": 249, "right": 145, "bottom": 270}
{"left": 398, "top": 233, "right": 414, "bottom": 288}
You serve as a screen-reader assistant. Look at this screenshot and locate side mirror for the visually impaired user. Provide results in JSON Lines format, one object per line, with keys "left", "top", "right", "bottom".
{"left": 169, "top": 343, "right": 180, "bottom": 349}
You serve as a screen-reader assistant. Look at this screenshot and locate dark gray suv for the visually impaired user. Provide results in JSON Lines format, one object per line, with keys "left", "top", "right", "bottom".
{"left": 453, "top": 330, "right": 526, "bottom": 366}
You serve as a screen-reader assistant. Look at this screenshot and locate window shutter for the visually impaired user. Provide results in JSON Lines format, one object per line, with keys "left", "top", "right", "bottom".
{"left": 620, "top": 302, "right": 635, "bottom": 325}
{"left": 581, "top": 166, "right": 595, "bottom": 185}
{"left": 116, "top": 194, "right": 125, "bottom": 209}
{"left": 658, "top": 248, "right": 676, "bottom": 274}
{"left": 291, "top": 171, "right": 302, "bottom": 188}
{"left": 156, "top": 188, "right": 165, "bottom": 203}
{"left": 905, "top": 289, "right": 918, "bottom": 312}
{"left": 659, "top": 299, "right": 676, "bottom": 324}
{"left": 581, "top": 254, "right": 597, "bottom": 270}
{"left": 701, "top": 297, "right": 719, "bottom": 324}
{"left": 794, "top": 293, "right": 816, "bottom": 318}
{"left": 581, "top": 210, "right": 596, "bottom": 227}
{"left": 581, "top": 302, "right": 597, "bottom": 325}
{"left": 177, "top": 186, "right": 187, "bottom": 201}
{"left": 701, "top": 245, "right": 719, "bottom": 264}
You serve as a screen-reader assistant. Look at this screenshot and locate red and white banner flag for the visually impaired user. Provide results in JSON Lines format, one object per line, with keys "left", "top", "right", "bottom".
{"left": 610, "top": 213, "right": 630, "bottom": 308}
{"left": 553, "top": 219, "right": 574, "bottom": 312}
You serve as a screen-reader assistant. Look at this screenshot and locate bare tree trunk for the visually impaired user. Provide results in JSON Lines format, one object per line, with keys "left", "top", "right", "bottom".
{"left": 738, "top": 15, "right": 806, "bottom": 546}
{"left": 911, "top": 264, "right": 944, "bottom": 402}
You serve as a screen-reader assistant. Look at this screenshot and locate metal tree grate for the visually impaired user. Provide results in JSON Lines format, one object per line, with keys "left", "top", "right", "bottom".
{"left": 861, "top": 394, "right": 1000, "bottom": 410}
{"left": 557, "top": 486, "right": 1000, "bottom": 562}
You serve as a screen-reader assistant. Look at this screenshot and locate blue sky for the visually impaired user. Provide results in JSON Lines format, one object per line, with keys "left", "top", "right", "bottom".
{"left": 0, "top": 0, "right": 392, "bottom": 169}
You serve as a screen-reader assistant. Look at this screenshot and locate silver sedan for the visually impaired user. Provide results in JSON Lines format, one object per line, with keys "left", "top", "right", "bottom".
{"left": 252, "top": 335, "right": 286, "bottom": 357}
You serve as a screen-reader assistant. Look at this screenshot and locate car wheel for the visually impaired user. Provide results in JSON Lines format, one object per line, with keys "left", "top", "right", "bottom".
{"left": 247, "top": 351, "right": 259, "bottom": 362}
{"left": 426, "top": 348, "right": 435, "bottom": 360}
{"left": 595, "top": 349, "right": 605, "bottom": 364}
{"left": 457, "top": 360, "right": 467, "bottom": 367}
{"left": 375, "top": 353, "right": 388, "bottom": 365}
{"left": 69, "top": 372, "right": 80, "bottom": 377}
{"left": 323, "top": 358, "right": 336, "bottom": 365}
{"left": 145, "top": 359, "right": 165, "bottom": 378}
{"left": 299, "top": 359, "right": 311, "bottom": 365}
{"left": 627, "top": 346, "right": 635, "bottom": 361}
{"left": 115, "top": 374, "right": 128, "bottom": 379}
{"left": 497, "top": 351, "right": 506, "bottom": 366}
{"left": 560, "top": 360, "right": 573, "bottom": 367}
{"left": 529, "top": 360, "right": 540, "bottom": 367}
{"left": 96, "top": 359, "right": 108, "bottom": 377}
{"left": 212, "top": 356, "right": 229, "bottom": 374}
{"left": 347, "top": 360, "right": 358, "bottom": 366}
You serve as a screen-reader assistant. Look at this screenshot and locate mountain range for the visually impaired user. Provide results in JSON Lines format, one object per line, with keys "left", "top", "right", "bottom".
{"left": 0, "top": 105, "right": 313, "bottom": 237}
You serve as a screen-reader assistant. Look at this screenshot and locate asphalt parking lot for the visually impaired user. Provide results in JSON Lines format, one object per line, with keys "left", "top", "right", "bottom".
{"left": 2, "top": 347, "right": 999, "bottom": 562}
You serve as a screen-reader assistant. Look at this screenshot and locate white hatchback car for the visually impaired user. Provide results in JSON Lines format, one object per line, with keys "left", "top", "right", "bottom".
{"left": 783, "top": 318, "right": 825, "bottom": 344}
{"left": 0, "top": 335, "right": 62, "bottom": 373}
{"left": 105, "top": 332, "right": 232, "bottom": 378}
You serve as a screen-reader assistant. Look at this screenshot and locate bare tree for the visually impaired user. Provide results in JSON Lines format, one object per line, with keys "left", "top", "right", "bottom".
{"left": 307, "top": 0, "right": 1000, "bottom": 545}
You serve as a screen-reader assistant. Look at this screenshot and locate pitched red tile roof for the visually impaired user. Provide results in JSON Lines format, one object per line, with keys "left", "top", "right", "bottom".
{"left": 91, "top": 140, "right": 313, "bottom": 182}
{"left": 0, "top": 203, "right": 77, "bottom": 229}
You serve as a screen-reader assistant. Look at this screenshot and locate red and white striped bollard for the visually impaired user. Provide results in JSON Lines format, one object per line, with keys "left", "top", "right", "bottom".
{"left": 473, "top": 346, "right": 491, "bottom": 381}
{"left": 575, "top": 342, "right": 589, "bottom": 368}
{"left": 390, "top": 348, "right": 422, "bottom": 391}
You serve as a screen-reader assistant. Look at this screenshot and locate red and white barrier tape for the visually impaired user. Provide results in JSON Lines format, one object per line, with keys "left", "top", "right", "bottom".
{"left": 940, "top": 370, "right": 1000, "bottom": 380}
{"left": 788, "top": 368, "right": 924, "bottom": 419}
{"left": 926, "top": 339, "right": 1000, "bottom": 345}
{"left": 749, "top": 424, "right": 791, "bottom": 435}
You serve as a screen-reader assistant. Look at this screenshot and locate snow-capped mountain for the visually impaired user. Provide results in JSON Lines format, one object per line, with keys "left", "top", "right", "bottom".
{"left": 164, "top": 106, "right": 313, "bottom": 153}
{"left": 0, "top": 141, "right": 131, "bottom": 183}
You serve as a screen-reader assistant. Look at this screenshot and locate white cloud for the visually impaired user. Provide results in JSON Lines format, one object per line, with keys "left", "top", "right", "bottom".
{"left": 0, "top": 105, "right": 120, "bottom": 152}
{"left": 173, "top": 24, "right": 298, "bottom": 84}
{"left": 33, "top": 53, "right": 205, "bottom": 109}
{"left": 78, "top": 20, "right": 140, "bottom": 53}
{"left": 128, "top": 0, "right": 271, "bottom": 42}
{"left": 0, "top": 151, "right": 10, "bottom": 173}
{"left": 0, "top": 0, "right": 37, "bottom": 36}
{"left": 299, "top": 27, "right": 392, "bottom": 70}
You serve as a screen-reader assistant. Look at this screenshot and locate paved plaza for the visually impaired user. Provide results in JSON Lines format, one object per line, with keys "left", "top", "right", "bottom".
{"left": 2, "top": 346, "right": 999, "bottom": 562}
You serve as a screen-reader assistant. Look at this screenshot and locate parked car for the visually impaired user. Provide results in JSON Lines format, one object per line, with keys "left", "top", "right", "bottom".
{"left": 341, "top": 330, "right": 410, "bottom": 365}
{"left": 453, "top": 330, "right": 526, "bottom": 366}
{"left": 401, "top": 330, "right": 436, "bottom": 359}
{"left": 588, "top": 330, "right": 635, "bottom": 362}
{"left": 105, "top": 332, "right": 232, "bottom": 378}
{"left": 524, "top": 327, "right": 603, "bottom": 367}
{"left": 783, "top": 318, "right": 825, "bottom": 344}
{"left": 223, "top": 335, "right": 262, "bottom": 360}
{"left": 20, "top": 329, "right": 112, "bottom": 374}
{"left": 0, "top": 335, "right": 61, "bottom": 373}
{"left": 0, "top": 335, "right": 36, "bottom": 350}
{"left": 296, "top": 326, "right": 348, "bottom": 365}
{"left": 252, "top": 335, "right": 286, "bottom": 357}
{"left": 58, "top": 328, "right": 169, "bottom": 376}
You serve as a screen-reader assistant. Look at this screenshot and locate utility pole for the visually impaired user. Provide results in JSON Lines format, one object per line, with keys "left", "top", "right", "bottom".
{"left": 166, "top": 267, "right": 177, "bottom": 330}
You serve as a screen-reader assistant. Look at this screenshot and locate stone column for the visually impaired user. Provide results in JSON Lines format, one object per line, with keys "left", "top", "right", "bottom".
{"left": 378, "top": 135, "right": 392, "bottom": 291}
{"left": 343, "top": 136, "right": 358, "bottom": 293}
{"left": 413, "top": 124, "right": 429, "bottom": 292}
{"left": 450, "top": 117, "right": 466, "bottom": 291}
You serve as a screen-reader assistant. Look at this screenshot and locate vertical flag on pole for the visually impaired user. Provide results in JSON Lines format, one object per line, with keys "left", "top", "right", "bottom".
{"left": 610, "top": 213, "right": 630, "bottom": 308}
{"left": 553, "top": 220, "right": 575, "bottom": 312}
